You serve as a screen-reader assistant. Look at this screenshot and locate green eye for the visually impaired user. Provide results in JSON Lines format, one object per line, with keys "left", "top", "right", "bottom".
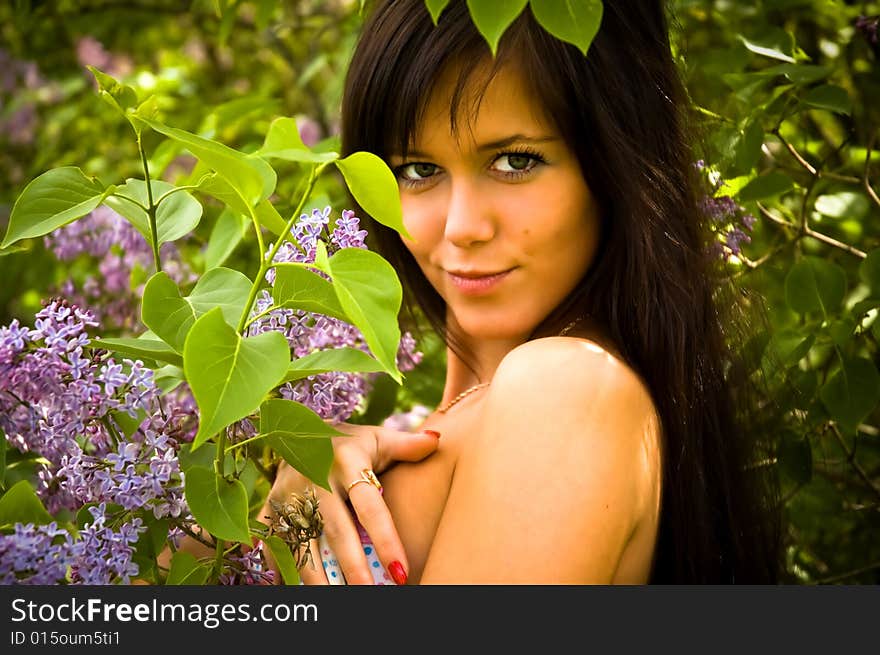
{"left": 507, "top": 154, "right": 531, "bottom": 170}
{"left": 413, "top": 163, "right": 436, "bottom": 177}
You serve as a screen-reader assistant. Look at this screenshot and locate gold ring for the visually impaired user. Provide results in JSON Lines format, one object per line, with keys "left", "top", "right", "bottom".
{"left": 346, "top": 468, "right": 382, "bottom": 494}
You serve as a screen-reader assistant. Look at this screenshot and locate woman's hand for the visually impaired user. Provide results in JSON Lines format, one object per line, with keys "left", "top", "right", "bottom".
{"left": 259, "top": 423, "right": 440, "bottom": 585}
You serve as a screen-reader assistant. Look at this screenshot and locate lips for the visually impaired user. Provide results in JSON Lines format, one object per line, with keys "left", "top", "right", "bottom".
{"left": 446, "top": 268, "right": 514, "bottom": 294}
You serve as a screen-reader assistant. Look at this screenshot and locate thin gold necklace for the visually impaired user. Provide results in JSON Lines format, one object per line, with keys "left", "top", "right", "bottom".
{"left": 436, "top": 316, "right": 584, "bottom": 414}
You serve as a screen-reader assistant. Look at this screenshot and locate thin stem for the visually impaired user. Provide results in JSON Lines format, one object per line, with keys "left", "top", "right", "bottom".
{"left": 235, "top": 163, "right": 327, "bottom": 334}
{"left": 802, "top": 226, "right": 867, "bottom": 258}
{"left": 137, "top": 133, "right": 162, "bottom": 273}
{"left": 816, "top": 560, "right": 880, "bottom": 585}
{"left": 224, "top": 432, "right": 269, "bottom": 454}
{"left": 865, "top": 129, "right": 880, "bottom": 209}
{"left": 153, "top": 177, "right": 212, "bottom": 206}
{"left": 828, "top": 422, "right": 880, "bottom": 500}
{"left": 108, "top": 192, "right": 150, "bottom": 213}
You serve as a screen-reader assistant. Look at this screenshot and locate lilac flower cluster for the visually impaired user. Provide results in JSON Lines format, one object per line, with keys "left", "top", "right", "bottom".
{"left": 0, "top": 504, "right": 145, "bottom": 585}
{"left": 855, "top": 15, "right": 879, "bottom": 46}
{"left": 0, "top": 299, "right": 197, "bottom": 583}
{"left": 695, "top": 160, "right": 758, "bottom": 260}
{"left": 44, "top": 206, "right": 194, "bottom": 333}
{"left": 248, "top": 207, "right": 422, "bottom": 424}
{"left": 0, "top": 49, "right": 47, "bottom": 149}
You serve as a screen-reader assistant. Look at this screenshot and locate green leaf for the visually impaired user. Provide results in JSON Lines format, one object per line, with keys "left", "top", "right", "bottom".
{"left": 859, "top": 249, "right": 880, "bottom": 294}
{"left": 803, "top": 84, "right": 852, "bottom": 115}
{"left": 205, "top": 209, "right": 248, "bottom": 270}
{"left": 769, "top": 330, "right": 815, "bottom": 367}
{"left": 737, "top": 171, "right": 794, "bottom": 202}
{"left": 778, "top": 433, "right": 812, "bottom": 485}
{"left": 186, "top": 267, "right": 253, "bottom": 327}
{"left": 272, "top": 264, "right": 349, "bottom": 321}
{"left": 530, "top": 0, "right": 603, "bottom": 56}
{"left": 142, "top": 272, "right": 197, "bottom": 352}
{"left": 184, "top": 466, "right": 252, "bottom": 543}
{"left": 131, "top": 514, "right": 170, "bottom": 584}
{"left": 166, "top": 551, "right": 211, "bottom": 585}
{"left": 258, "top": 117, "right": 339, "bottom": 163}
{"left": 335, "top": 152, "right": 409, "bottom": 237}
{"left": 828, "top": 318, "right": 856, "bottom": 347}
{"left": 264, "top": 535, "right": 301, "bottom": 585}
{"left": 91, "top": 336, "right": 183, "bottom": 367}
{"left": 197, "top": 174, "right": 287, "bottom": 235}
{"left": 87, "top": 66, "right": 138, "bottom": 114}
{"left": 153, "top": 364, "right": 185, "bottom": 394}
{"left": 105, "top": 179, "right": 203, "bottom": 246}
{"left": 325, "top": 247, "right": 403, "bottom": 382}
{"left": 425, "top": 0, "right": 451, "bottom": 24}
{"left": 762, "top": 63, "right": 830, "bottom": 85}
{"left": 142, "top": 268, "right": 252, "bottom": 352}
{"left": 139, "top": 117, "right": 276, "bottom": 207}
{"left": 261, "top": 398, "right": 343, "bottom": 490}
{"left": 734, "top": 119, "right": 765, "bottom": 174}
{"left": 465, "top": 0, "right": 528, "bottom": 56}
{"left": 738, "top": 29, "right": 796, "bottom": 63}
{"left": 814, "top": 191, "right": 870, "bottom": 221}
{"left": 820, "top": 356, "right": 880, "bottom": 434}
{"left": 185, "top": 308, "right": 290, "bottom": 449}
{"left": 2, "top": 167, "right": 108, "bottom": 248}
{"left": 784, "top": 257, "right": 847, "bottom": 316}
{"left": 0, "top": 480, "right": 53, "bottom": 526}
{"left": 284, "top": 347, "right": 386, "bottom": 383}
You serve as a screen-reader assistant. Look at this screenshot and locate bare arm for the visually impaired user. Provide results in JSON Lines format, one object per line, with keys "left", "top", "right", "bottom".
{"left": 419, "top": 337, "right": 662, "bottom": 584}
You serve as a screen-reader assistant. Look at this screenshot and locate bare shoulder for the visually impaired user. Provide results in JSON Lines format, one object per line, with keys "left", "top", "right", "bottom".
{"left": 491, "top": 336, "right": 658, "bottom": 430}
{"left": 422, "top": 336, "right": 663, "bottom": 582}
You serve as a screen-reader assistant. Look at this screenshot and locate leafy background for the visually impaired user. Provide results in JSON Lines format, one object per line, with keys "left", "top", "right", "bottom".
{"left": 1, "top": 0, "right": 878, "bottom": 583}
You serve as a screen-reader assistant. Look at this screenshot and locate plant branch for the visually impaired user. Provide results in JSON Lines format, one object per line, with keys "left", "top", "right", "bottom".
{"left": 828, "top": 422, "right": 880, "bottom": 500}
{"left": 865, "top": 129, "right": 880, "bottom": 209}
{"left": 816, "top": 560, "right": 880, "bottom": 584}
{"left": 137, "top": 133, "right": 162, "bottom": 273}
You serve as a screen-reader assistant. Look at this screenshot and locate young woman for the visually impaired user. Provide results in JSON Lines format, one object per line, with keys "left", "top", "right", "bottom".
{"left": 262, "top": 0, "right": 782, "bottom": 584}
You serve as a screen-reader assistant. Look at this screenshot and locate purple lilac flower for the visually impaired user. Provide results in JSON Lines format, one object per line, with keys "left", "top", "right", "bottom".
{"left": 0, "top": 522, "right": 74, "bottom": 585}
{"left": 248, "top": 207, "right": 422, "bottom": 423}
{"left": 695, "top": 163, "right": 758, "bottom": 260}
{"left": 0, "top": 299, "right": 194, "bottom": 519}
{"left": 68, "top": 504, "right": 144, "bottom": 584}
{"left": 855, "top": 15, "right": 879, "bottom": 46}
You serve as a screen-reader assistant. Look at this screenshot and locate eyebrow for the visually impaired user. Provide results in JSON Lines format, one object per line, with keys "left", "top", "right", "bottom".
{"left": 399, "top": 134, "right": 559, "bottom": 159}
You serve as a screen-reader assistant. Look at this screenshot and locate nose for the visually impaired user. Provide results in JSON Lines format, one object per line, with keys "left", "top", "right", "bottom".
{"left": 443, "top": 177, "right": 496, "bottom": 247}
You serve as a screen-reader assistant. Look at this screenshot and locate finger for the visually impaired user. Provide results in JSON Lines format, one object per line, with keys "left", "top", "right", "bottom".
{"left": 373, "top": 427, "right": 441, "bottom": 470}
{"left": 346, "top": 473, "right": 409, "bottom": 586}
{"left": 298, "top": 538, "right": 330, "bottom": 585}
{"left": 320, "top": 488, "right": 376, "bottom": 585}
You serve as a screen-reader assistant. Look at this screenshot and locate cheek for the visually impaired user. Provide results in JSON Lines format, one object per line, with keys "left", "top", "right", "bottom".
{"left": 400, "top": 195, "right": 442, "bottom": 261}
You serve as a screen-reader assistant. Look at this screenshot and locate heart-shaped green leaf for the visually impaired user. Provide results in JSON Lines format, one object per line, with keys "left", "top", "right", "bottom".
{"left": 185, "top": 308, "right": 290, "bottom": 449}
{"left": 426, "top": 0, "right": 451, "bottom": 24}
{"left": 284, "top": 347, "right": 386, "bottom": 383}
{"left": 142, "top": 268, "right": 253, "bottom": 352}
{"left": 258, "top": 117, "right": 339, "bottom": 163}
{"left": 325, "top": 247, "right": 403, "bottom": 382}
{"left": 140, "top": 117, "right": 275, "bottom": 208}
{"left": 737, "top": 171, "right": 794, "bottom": 202}
{"left": 166, "top": 551, "right": 211, "bottom": 585}
{"left": 261, "top": 399, "right": 343, "bottom": 491}
{"left": 465, "top": 0, "right": 529, "bottom": 56}
{"left": 0, "top": 480, "right": 53, "bottom": 526}
{"left": 530, "top": 0, "right": 603, "bottom": 56}
{"left": 197, "top": 174, "right": 287, "bottom": 235}
{"left": 272, "top": 264, "right": 349, "bottom": 321}
{"left": 2, "top": 167, "right": 108, "bottom": 248}
{"left": 334, "top": 152, "right": 409, "bottom": 237}
{"left": 184, "top": 465, "right": 252, "bottom": 543}
{"left": 264, "top": 535, "right": 301, "bottom": 585}
{"left": 803, "top": 84, "right": 852, "bottom": 115}
{"left": 205, "top": 209, "right": 248, "bottom": 270}
{"left": 91, "top": 336, "right": 183, "bottom": 367}
{"left": 784, "top": 256, "right": 847, "bottom": 316}
{"left": 105, "top": 179, "right": 203, "bottom": 246}
{"left": 820, "top": 356, "right": 880, "bottom": 434}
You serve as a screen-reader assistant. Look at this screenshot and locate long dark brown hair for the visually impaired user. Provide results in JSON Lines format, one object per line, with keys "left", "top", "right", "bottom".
{"left": 341, "top": 0, "right": 782, "bottom": 583}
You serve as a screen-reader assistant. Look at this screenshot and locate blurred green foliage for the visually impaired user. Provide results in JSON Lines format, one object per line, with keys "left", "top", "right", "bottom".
{"left": 1, "top": 0, "right": 879, "bottom": 583}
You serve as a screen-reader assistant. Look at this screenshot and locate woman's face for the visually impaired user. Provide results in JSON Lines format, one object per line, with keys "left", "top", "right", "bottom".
{"left": 390, "top": 62, "right": 601, "bottom": 342}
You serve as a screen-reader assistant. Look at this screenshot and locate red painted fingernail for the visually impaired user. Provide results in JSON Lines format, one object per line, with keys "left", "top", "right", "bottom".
{"left": 388, "top": 561, "right": 408, "bottom": 585}
{"left": 422, "top": 429, "right": 441, "bottom": 439}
